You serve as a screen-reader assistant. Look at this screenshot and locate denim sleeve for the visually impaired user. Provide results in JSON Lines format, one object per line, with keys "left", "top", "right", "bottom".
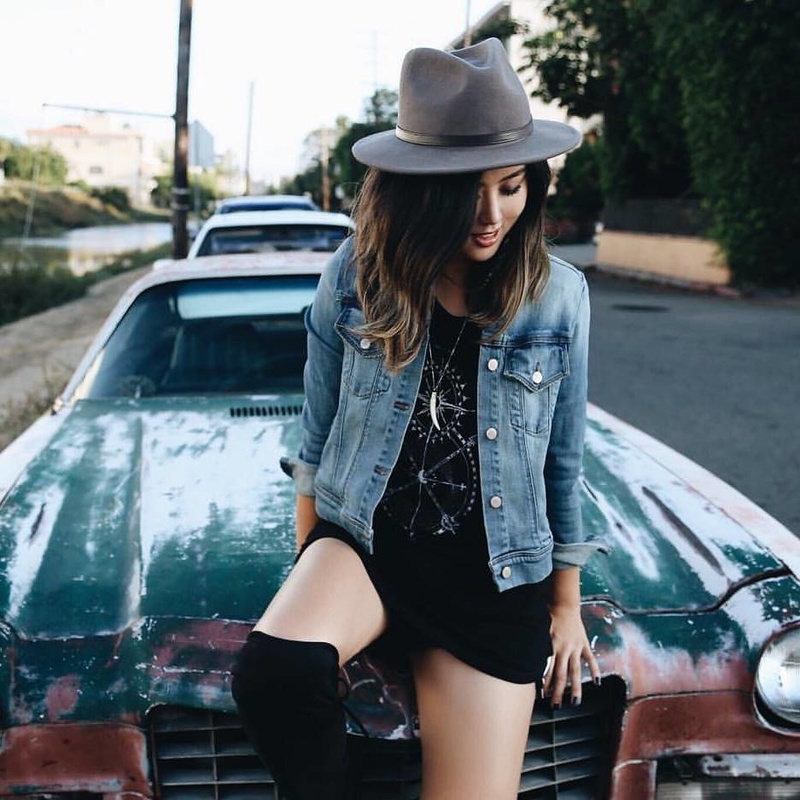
{"left": 283, "top": 247, "right": 347, "bottom": 496}
{"left": 544, "top": 275, "right": 602, "bottom": 568}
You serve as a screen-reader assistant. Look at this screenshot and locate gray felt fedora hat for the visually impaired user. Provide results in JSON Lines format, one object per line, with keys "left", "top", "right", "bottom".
{"left": 352, "top": 38, "right": 581, "bottom": 175}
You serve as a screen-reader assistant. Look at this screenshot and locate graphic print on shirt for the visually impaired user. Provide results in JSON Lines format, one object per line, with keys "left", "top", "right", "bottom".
{"left": 378, "top": 315, "right": 479, "bottom": 538}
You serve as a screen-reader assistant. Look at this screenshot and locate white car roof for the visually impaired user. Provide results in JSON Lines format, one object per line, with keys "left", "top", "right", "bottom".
{"left": 215, "top": 194, "right": 317, "bottom": 211}
{"left": 150, "top": 250, "right": 331, "bottom": 281}
{"left": 194, "top": 209, "right": 354, "bottom": 231}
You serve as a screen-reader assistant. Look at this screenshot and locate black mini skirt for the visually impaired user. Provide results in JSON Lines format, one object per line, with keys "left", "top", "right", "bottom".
{"left": 299, "top": 519, "right": 553, "bottom": 685}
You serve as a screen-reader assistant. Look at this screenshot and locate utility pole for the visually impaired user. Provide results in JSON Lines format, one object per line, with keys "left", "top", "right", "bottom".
{"left": 244, "top": 81, "right": 254, "bottom": 195}
{"left": 172, "top": 0, "right": 192, "bottom": 258}
{"left": 321, "top": 128, "right": 330, "bottom": 212}
{"left": 464, "top": 0, "right": 473, "bottom": 46}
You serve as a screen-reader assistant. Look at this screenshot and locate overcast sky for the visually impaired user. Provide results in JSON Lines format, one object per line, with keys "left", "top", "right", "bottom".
{"left": 0, "top": 0, "right": 504, "bottom": 183}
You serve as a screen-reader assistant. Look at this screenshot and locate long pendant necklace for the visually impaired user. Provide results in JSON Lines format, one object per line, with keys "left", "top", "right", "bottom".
{"left": 429, "top": 315, "right": 468, "bottom": 431}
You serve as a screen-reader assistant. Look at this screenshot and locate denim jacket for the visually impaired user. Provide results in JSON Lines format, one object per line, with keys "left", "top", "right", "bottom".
{"left": 286, "top": 238, "right": 600, "bottom": 590}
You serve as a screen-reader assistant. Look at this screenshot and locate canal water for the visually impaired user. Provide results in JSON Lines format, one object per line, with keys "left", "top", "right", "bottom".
{"left": 0, "top": 222, "right": 173, "bottom": 275}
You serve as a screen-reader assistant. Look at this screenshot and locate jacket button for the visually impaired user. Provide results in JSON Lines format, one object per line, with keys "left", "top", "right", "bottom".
{"left": 359, "top": 337, "right": 371, "bottom": 349}
{"left": 485, "top": 427, "right": 498, "bottom": 440}
{"left": 501, "top": 566, "right": 512, "bottom": 579}
{"left": 487, "top": 358, "right": 499, "bottom": 372}
{"left": 490, "top": 495, "right": 502, "bottom": 508}
{"left": 533, "top": 370, "right": 543, "bottom": 384}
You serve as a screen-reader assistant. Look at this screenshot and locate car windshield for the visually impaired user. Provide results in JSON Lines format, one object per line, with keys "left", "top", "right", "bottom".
{"left": 218, "top": 200, "right": 316, "bottom": 213}
{"left": 195, "top": 224, "right": 350, "bottom": 256}
{"left": 72, "top": 275, "right": 319, "bottom": 399}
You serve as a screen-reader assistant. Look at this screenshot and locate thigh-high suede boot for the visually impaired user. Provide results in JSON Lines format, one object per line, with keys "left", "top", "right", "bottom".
{"left": 231, "top": 631, "right": 350, "bottom": 800}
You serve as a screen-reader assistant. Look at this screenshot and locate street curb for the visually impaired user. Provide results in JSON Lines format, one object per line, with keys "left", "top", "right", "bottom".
{"left": 585, "top": 262, "right": 743, "bottom": 297}
{"left": 586, "top": 262, "right": 800, "bottom": 305}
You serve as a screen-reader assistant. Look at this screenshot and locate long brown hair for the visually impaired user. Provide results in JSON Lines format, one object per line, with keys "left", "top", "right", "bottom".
{"left": 352, "top": 161, "right": 551, "bottom": 371}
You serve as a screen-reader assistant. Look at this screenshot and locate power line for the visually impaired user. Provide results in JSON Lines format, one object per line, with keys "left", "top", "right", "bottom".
{"left": 42, "top": 102, "right": 173, "bottom": 120}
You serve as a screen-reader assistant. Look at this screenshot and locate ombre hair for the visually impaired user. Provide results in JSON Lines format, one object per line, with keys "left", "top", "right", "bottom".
{"left": 351, "top": 161, "right": 552, "bottom": 371}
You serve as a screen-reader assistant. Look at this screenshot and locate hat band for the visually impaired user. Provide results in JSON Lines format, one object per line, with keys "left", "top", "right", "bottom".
{"left": 395, "top": 119, "right": 533, "bottom": 148}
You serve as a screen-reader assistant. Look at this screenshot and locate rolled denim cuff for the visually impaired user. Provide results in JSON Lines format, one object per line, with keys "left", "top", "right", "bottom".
{"left": 552, "top": 539, "right": 607, "bottom": 570}
{"left": 279, "top": 456, "right": 317, "bottom": 497}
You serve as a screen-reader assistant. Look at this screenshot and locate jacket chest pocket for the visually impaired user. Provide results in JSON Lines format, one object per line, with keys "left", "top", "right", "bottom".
{"left": 503, "top": 342, "right": 568, "bottom": 434}
{"left": 336, "top": 307, "right": 390, "bottom": 398}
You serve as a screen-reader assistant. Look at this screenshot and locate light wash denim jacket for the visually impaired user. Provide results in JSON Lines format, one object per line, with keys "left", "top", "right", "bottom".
{"left": 286, "top": 238, "right": 600, "bottom": 590}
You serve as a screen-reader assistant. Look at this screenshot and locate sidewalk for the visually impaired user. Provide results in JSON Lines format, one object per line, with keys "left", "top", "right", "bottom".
{"left": 551, "top": 241, "right": 800, "bottom": 306}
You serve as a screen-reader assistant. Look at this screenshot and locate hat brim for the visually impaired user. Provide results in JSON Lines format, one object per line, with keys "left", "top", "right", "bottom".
{"left": 352, "top": 119, "right": 582, "bottom": 175}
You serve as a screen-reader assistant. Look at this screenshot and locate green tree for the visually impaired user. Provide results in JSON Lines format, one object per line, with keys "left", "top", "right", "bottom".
{"left": 519, "top": 0, "right": 692, "bottom": 202}
{"left": 523, "top": 0, "right": 800, "bottom": 287}
{"left": 456, "top": 16, "right": 530, "bottom": 48}
{"left": 189, "top": 171, "right": 219, "bottom": 216}
{"left": 279, "top": 125, "right": 340, "bottom": 210}
{"left": 272, "top": 90, "right": 397, "bottom": 209}
{"left": 331, "top": 89, "right": 398, "bottom": 201}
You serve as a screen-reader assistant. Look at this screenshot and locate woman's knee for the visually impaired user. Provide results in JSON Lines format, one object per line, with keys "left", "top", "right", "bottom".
{"left": 231, "top": 632, "right": 350, "bottom": 798}
{"left": 231, "top": 630, "right": 341, "bottom": 720}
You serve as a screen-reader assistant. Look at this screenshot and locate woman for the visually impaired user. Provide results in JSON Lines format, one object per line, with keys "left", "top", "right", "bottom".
{"left": 232, "top": 38, "right": 602, "bottom": 800}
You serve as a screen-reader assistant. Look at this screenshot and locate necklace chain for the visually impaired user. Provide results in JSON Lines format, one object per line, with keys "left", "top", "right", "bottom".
{"left": 428, "top": 314, "right": 468, "bottom": 431}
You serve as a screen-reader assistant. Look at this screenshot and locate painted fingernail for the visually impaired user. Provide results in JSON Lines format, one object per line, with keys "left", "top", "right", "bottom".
{"left": 594, "top": 676, "right": 602, "bottom": 686}
{"left": 571, "top": 695, "right": 581, "bottom": 706}
{"left": 551, "top": 702, "right": 560, "bottom": 711}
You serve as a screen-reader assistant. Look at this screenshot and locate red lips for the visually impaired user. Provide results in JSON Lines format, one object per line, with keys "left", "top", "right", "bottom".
{"left": 471, "top": 229, "right": 500, "bottom": 248}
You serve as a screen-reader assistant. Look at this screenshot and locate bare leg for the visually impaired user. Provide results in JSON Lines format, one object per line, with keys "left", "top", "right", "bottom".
{"left": 254, "top": 536, "right": 388, "bottom": 661}
{"left": 232, "top": 537, "right": 387, "bottom": 799}
{"left": 412, "top": 648, "right": 537, "bottom": 800}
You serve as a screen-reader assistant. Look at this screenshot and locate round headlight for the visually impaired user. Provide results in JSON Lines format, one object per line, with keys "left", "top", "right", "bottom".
{"left": 755, "top": 626, "right": 800, "bottom": 728}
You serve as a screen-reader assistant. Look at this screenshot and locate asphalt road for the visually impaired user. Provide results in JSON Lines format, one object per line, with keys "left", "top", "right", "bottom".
{"left": 580, "top": 266, "right": 800, "bottom": 536}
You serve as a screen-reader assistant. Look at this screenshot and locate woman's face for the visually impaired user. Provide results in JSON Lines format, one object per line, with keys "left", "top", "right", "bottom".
{"left": 460, "top": 165, "right": 528, "bottom": 264}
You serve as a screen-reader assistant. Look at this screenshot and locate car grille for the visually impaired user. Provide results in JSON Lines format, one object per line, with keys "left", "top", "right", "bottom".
{"left": 148, "top": 678, "right": 623, "bottom": 800}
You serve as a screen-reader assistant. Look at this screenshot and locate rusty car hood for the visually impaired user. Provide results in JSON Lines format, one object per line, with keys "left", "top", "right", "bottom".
{"left": 0, "top": 397, "right": 301, "bottom": 641}
{"left": 580, "top": 414, "right": 787, "bottom": 611}
{"left": 0, "top": 399, "right": 789, "bottom": 639}
{"left": 0, "top": 399, "right": 794, "bottom": 730}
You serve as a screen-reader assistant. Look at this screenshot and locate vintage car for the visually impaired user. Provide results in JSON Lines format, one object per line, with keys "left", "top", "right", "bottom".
{"left": 186, "top": 209, "right": 355, "bottom": 258}
{"left": 0, "top": 252, "right": 798, "bottom": 800}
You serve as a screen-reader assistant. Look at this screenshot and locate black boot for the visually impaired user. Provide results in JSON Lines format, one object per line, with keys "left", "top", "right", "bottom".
{"left": 231, "top": 631, "right": 349, "bottom": 800}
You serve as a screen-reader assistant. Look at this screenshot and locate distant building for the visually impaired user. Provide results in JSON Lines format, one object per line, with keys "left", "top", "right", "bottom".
{"left": 189, "top": 120, "right": 215, "bottom": 170}
{"left": 26, "top": 114, "right": 154, "bottom": 205}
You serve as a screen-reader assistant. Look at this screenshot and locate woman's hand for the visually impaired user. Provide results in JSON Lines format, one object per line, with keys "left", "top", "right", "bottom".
{"left": 542, "top": 567, "right": 600, "bottom": 708}
{"left": 295, "top": 494, "right": 319, "bottom": 550}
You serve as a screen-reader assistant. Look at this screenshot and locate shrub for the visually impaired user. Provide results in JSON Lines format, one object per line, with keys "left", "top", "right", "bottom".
{"left": 0, "top": 242, "right": 170, "bottom": 326}
{"left": 549, "top": 137, "right": 604, "bottom": 242}
{"left": 642, "top": 0, "right": 800, "bottom": 288}
{"left": 90, "top": 185, "right": 131, "bottom": 212}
